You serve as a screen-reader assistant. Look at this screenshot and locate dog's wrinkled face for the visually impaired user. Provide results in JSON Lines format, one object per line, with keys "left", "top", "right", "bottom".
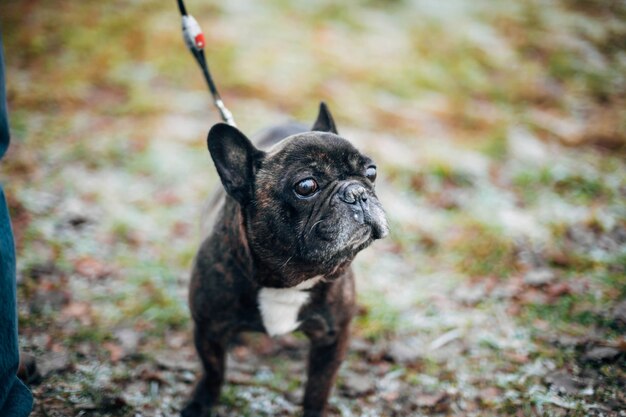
{"left": 208, "top": 107, "right": 388, "bottom": 286}
{"left": 255, "top": 133, "right": 388, "bottom": 266}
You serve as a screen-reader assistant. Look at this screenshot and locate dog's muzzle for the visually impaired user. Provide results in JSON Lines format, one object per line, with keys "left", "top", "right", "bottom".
{"left": 337, "top": 181, "right": 388, "bottom": 239}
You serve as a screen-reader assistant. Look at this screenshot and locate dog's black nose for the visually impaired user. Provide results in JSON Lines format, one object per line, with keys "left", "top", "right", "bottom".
{"left": 339, "top": 183, "right": 368, "bottom": 204}
{"left": 338, "top": 183, "right": 371, "bottom": 225}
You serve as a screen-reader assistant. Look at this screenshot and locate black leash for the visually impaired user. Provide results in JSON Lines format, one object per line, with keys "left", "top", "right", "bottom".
{"left": 177, "top": 0, "right": 236, "bottom": 126}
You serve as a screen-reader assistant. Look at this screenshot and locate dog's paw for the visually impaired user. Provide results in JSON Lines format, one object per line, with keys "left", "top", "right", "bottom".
{"left": 181, "top": 401, "right": 213, "bottom": 417}
{"left": 302, "top": 409, "right": 325, "bottom": 417}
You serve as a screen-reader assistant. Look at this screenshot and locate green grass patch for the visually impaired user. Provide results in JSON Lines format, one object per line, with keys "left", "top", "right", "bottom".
{"left": 219, "top": 386, "right": 259, "bottom": 417}
{"left": 448, "top": 220, "right": 517, "bottom": 278}
{"left": 68, "top": 325, "right": 112, "bottom": 345}
{"left": 520, "top": 273, "right": 623, "bottom": 338}
{"left": 599, "top": 267, "right": 626, "bottom": 299}
{"left": 524, "top": 294, "right": 600, "bottom": 330}
{"left": 355, "top": 292, "right": 402, "bottom": 341}
{"left": 513, "top": 166, "right": 614, "bottom": 205}
{"left": 480, "top": 126, "right": 509, "bottom": 161}
{"left": 120, "top": 278, "right": 189, "bottom": 332}
{"left": 428, "top": 162, "right": 475, "bottom": 188}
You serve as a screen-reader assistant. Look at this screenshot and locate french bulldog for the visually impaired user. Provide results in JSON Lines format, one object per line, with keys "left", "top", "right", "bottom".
{"left": 182, "top": 103, "right": 388, "bottom": 417}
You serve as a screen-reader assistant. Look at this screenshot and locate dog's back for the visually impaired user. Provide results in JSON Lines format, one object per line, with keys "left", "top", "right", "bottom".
{"left": 253, "top": 121, "right": 309, "bottom": 149}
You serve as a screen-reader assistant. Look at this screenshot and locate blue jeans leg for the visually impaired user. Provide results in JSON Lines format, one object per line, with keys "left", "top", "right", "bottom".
{"left": 0, "top": 185, "right": 33, "bottom": 417}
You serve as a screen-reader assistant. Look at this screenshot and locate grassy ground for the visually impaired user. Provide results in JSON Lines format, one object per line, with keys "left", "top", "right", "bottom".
{"left": 1, "top": 0, "right": 625, "bottom": 416}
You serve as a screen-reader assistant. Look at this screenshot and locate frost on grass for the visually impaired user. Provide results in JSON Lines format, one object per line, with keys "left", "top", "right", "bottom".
{"left": 2, "top": 0, "right": 625, "bottom": 416}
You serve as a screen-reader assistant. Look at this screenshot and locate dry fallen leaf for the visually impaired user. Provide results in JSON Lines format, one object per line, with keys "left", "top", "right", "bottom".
{"left": 74, "top": 256, "right": 112, "bottom": 279}
{"left": 103, "top": 342, "right": 125, "bottom": 363}
{"left": 413, "top": 391, "right": 449, "bottom": 411}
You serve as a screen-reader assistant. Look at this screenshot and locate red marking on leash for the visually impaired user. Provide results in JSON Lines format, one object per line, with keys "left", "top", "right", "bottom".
{"left": 195, "top": 33, "right": 205, "bottom": 49}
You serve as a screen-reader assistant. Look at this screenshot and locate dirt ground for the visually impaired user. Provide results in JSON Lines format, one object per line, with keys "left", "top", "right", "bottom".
{"left": 1, "top": 1, "right": 625, "bottom": 416}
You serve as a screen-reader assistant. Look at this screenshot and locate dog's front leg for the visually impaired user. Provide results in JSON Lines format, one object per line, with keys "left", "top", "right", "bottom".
{"left": 302, "top": 319, "right": 351, "bottom": 417}
{"left": 182, "top": 326, "right": 228, "bottom": 417}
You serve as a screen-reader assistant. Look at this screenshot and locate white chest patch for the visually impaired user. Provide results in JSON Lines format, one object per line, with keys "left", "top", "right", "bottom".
{"left": 258, "top": 275, "right": 324, "bottom": 337}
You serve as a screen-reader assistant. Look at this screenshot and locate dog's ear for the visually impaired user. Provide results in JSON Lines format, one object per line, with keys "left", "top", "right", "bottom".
{"left": 208, "top": 123, "right": 265, "bottom": 204}
{"left": 311, "top": 102, "right": 338, "bottom": 134}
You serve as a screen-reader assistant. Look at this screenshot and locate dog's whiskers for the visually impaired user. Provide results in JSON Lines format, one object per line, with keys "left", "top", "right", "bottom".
{"left": 280, "top": 255, "right": 294, "bottom": 271}
{"left": 306, "top": 219, "right": 324, "bottom": 239}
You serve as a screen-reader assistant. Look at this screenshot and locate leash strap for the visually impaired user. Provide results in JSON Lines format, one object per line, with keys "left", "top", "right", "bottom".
{"left": 177, "top": 0, "right": 236, "bottom": 126}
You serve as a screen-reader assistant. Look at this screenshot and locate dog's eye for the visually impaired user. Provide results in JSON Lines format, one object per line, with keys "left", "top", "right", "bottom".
{"left": 365, "top": 166, "right": 377, "bottom": 182}
{"left": 294, "top": 178, "right": 319, "bottom": 197}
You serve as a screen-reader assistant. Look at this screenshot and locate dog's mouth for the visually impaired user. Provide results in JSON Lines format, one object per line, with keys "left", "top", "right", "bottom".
{"left": 303, "top": 222, "right": 372, "bottom": 262}
{"left": 348, "top": 225, "right": 372, "bottom": 248}
{"left": 314, "top": 219, "right": 370, "bottom": 239}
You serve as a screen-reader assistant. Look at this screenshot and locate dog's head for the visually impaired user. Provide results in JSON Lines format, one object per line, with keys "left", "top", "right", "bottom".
{"left": 208, "top": 103, "right": 388, "bottom": 286}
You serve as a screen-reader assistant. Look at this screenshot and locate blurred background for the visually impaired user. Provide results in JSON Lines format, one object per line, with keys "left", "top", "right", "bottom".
{"left": 1, "top": 0, "right": 625, "bottom": 416}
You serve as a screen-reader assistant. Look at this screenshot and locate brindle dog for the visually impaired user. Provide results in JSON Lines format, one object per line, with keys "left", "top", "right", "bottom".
{"left": 182, "top": 103, "right": 388, "bottom": 417}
